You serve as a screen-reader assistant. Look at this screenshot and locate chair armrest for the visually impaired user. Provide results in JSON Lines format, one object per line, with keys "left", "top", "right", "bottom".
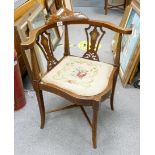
{"left": 92, "top": 20, "right": 132, "bottom": 34}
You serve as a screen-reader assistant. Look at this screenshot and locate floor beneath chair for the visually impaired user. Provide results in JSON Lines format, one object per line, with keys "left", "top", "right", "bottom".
{"left": 14, "top": 7, "right": 140, "bottom": 155}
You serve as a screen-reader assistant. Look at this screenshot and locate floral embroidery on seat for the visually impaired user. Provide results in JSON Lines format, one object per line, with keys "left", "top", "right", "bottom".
{"left": 52, "top": 58, "right": 100, "bottom": 88}
{"left": 76, "top": 70, "right": 87, "bottom": 79}
{"left": 42, "top": 56, "right": 114, "bottom": 96}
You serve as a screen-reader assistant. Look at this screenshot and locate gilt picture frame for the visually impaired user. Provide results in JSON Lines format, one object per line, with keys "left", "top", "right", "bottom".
{"left": 14, "top": 3, "right": 39, "bottom": 72}
{"left": 18, "top": 18, "right": 48, "bottom": 75}
{"left": 119, "top": 1, "right": 140, "bottom": 86}
{"left": 15, "top": 4, "right": 50, "bottom": 75}
{"left": 112, "top": 4, "right": 131, "bottom": 53}
{"left": 27, "top": 4, "right": 60, "bottom": 50}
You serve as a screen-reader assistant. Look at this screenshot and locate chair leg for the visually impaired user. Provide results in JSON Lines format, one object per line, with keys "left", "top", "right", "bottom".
{"left": 104, "top": 0, "right": 108, "bottom": 15}
{"left": 110, "top": 74, "right": 118, "bottom": 111}
{"left": 92, "top": 104, "right": 99, "bottom": 149}
{"left": 35, "top": 90, "right": 45, "bottom": 129}
{"left": 80, "top": 105, "right": 92, "bottom": 128}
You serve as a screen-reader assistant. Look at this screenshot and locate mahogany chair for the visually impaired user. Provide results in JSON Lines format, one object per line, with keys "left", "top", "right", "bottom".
{"left": 21, "top": 13, "right": 131, "bottom": 148}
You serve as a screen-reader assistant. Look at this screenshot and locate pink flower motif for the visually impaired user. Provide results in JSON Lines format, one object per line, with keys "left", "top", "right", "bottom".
{"left": 77, "top": 71, "right": 87, "bottom": 79}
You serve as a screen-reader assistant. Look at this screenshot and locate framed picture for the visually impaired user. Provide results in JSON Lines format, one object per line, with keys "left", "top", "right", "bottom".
{"left": 63, "top": 0, "right": 73, "bottom": 11}
{"left": 15, "top": 10, "right": 34, "bottom": 71}
{"left": 119, "top": 1, "right": 140, "bottom": 86}
{"left": 112, "top": 4, "right": 131, "bottom": 53}
{"left": 15, "top": 4, "right": 49, "bottom": 75}
{"left": 14, "top": 0, "right": 28, "bottom": 9}
{"left": 14, "top": 2, "right": 39, "bottom": 41}
{"left": 14, "top": 3, "right": 39, "bottom": 75}
{"left": 54, "top": 0, "right": 73, "bottom": 11}
{"left": 27, "top": 4, "right": 60, "bottom": 49}
{"left": 14, "top": 0, "right": 38, "bottom": 21}
{"left": 27, "top": 5, "right": 45, "bottom": 29}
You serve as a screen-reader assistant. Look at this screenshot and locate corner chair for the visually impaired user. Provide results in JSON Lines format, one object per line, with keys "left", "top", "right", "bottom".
{"left": 21, "top": 12, "right": 132, "bottom": 148}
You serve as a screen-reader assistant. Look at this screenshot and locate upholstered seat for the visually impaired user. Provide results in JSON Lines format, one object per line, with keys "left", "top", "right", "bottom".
{"left": 42, "top": 56, "right": 114, "bottom": 96}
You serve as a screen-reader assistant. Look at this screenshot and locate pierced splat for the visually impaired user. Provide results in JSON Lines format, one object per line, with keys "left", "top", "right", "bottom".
{"left": 83, "top": 26, "right": 106, "bottom": 61}
{"left": 36, "top": 31, "right": 58, "bottom": 71}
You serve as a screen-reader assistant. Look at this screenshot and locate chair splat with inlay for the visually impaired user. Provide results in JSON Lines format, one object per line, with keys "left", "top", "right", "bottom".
{"left": 83, "top": 25, "right": 106, "bottom": 61}
{"left": 36, "top": 31, "right": 58, "bottom": 71}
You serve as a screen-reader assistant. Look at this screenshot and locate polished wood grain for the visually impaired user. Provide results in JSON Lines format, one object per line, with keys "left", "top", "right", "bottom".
{"left": 64, "top": 24, "right": 70, "bottom": 56}
{"left": 21, "top": 13, "right": 132, "bottom": 148}
{"left": 111, "top": 33, "right": 122, "bottom": 110}
{"left": 35, "top": 89, "right": 45, "bottom": 129}
{"left": 80, "top": 105, "right": 92, "bottom": 128}
{"left": 14, "top": 2, "right": 40, "bottom": 76}
{"left": 92, "top": 103, "right": 99, "bottom": 148}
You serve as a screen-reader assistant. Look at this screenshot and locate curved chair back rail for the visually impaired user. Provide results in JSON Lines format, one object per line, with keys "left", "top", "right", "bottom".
{"left": 21, "top": 19, "right": 132, "bottom": 49}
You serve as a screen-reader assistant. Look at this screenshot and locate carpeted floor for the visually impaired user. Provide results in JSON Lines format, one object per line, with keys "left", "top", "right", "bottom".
{"left": 14, "top": 7, "right": 140, "bottom": 155}
{"left": 73, "top": 0, "right": 104, "bottom": 7}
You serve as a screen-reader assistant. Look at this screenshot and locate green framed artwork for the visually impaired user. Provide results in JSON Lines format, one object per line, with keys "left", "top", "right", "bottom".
{"left": 119, "top": 1, "right": 140, "bottom": 86}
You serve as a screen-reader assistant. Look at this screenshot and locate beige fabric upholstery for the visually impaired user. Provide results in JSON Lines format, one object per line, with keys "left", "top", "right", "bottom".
{"left": 42, "top": 56, "right": 114, "bottom": 96}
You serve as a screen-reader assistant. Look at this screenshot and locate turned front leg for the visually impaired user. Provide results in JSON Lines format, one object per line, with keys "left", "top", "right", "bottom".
{"left": 92, "top": 103, "right": 99, "bottom": 148}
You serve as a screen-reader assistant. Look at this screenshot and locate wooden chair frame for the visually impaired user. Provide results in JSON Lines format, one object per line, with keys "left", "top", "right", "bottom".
{"left": 21, "top": 13, "right": 131, "bottom": 148}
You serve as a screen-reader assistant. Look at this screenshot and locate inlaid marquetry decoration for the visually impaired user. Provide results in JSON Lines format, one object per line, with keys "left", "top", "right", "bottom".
{"left": 36, "top": 31, "right": 58, "bottom": 72}
{"left": 83, "top": 25, "right": 106, "bottom": 61}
